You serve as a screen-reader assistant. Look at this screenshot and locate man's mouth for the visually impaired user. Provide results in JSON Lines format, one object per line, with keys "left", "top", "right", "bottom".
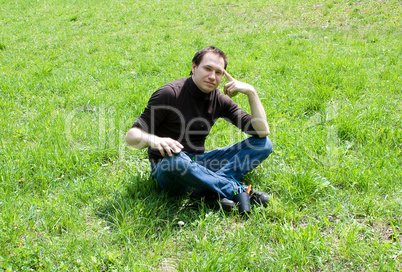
{"left": 205, "top": 81, "right": 215, "bottom": 87}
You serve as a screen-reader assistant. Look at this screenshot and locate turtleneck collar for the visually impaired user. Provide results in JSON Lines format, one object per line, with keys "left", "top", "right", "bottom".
{"left": 186, "top": 77, "right": 213, "bottom": 100}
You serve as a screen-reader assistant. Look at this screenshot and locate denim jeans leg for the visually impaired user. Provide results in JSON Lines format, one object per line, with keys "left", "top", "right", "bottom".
{"left": 195, "top": 136, "right": 273, "bottom": 181}
{"left": 152, "top": 152, "right": 239, "bottom": 199}
{"left": 151, "top": 136, "right": 273, "bottom": 199}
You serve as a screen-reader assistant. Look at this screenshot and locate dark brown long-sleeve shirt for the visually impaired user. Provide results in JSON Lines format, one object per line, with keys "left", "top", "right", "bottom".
{"left": 132, "top": 77, "right": 257, "bottom": 163}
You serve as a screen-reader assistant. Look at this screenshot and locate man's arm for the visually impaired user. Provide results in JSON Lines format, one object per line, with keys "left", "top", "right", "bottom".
{"left": 223, "top": 70, "right": 270, "bottom": 137}
{"left": 125, "top": 127, "right": 183, "bottom": 157}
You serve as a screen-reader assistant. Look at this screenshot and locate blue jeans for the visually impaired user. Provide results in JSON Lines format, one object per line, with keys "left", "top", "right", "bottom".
{"left": 151, "top": 136, "right": 273, "bottom": 200}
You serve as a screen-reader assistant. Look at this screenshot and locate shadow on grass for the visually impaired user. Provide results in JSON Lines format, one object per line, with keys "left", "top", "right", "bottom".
{"left": 96, "top": 175, "right": 230, "bottom": 239}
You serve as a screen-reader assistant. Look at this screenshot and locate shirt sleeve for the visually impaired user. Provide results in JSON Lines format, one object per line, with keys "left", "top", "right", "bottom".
{"left": 218, "top": 94, "right": 259, "bottom": 137}
{"left": 132, "top": 86, "right": 175, "bottom": 134}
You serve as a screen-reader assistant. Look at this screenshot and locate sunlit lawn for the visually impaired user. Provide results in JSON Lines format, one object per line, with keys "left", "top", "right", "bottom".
{"left": 0, "top": 0, "right": 401, "bottom": 270}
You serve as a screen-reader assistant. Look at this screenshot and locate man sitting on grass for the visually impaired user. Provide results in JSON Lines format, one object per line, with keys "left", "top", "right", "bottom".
{"left": 125, "top": 46, "right": 273, "bottom": 210}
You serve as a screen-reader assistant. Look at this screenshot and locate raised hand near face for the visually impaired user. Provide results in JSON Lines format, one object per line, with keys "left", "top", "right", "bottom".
{"left": 223, "top": 70, "right": 256, "bottom": 98}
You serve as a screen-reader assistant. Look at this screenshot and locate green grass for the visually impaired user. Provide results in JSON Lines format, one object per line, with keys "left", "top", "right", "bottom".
{"left": 1, "top": 0, "right": 401, "bottom": 270}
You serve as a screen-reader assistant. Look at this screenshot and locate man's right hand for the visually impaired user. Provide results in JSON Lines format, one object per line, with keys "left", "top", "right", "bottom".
{"left": 125, "top": 127, "right": 183, "bottom": 157}
{"left": 149, "top": 136, "right": 183, "bottom": 157}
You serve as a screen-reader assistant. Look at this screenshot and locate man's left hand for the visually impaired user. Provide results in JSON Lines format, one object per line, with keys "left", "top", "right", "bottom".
{"left": 223, "top": 70, "right": 256, "bottom": 98}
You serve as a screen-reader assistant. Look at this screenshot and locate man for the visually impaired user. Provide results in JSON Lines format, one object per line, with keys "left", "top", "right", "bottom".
{"left": 125, "top": 46, "right": 273, "bottom": 210}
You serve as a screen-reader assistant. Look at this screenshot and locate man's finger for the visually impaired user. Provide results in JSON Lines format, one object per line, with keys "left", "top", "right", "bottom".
{"left": 165, "top": 146, "right": 173, "bottom": 157}
{"left": 160, "top": 142, "right": 172, "bottom": 157}
{"left": 224, "top": 70, "right": 235, "bottom": 82}
{"left": 157, "top": 145, "right": 166, "bottom": 157}
{"left": 170, "top": 145, "right": 181, "bottom": 154}
{"left": 174, "top": 141, "right": 184, "bottom": 150}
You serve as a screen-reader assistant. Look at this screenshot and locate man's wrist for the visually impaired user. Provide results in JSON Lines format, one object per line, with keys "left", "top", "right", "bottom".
{"left": 246, "top": 87, "right": 257, "bottom": 97}
{"left": 148, "top": 134, "right": 159, "bottom": 148}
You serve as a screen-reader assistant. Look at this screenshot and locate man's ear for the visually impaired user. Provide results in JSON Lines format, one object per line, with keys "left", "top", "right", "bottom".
{"left": 191, "top": 63, "right": 197, "bottom": 74}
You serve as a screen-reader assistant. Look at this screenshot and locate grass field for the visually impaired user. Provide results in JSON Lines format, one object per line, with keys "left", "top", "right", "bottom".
{"left": 1, "top": 0, "right": 401, "bottom": 270}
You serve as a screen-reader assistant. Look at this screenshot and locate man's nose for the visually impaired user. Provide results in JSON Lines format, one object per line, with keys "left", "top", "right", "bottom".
{"left": 208, "top": 71, "right": 216, "bottom": 80}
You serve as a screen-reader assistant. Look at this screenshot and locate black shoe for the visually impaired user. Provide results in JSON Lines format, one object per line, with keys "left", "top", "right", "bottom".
{"left": 240, "top": 183, "right": 270, "bottom": 207}
{"left": 190, "top": 189, "right": 235, "bottom": 211}
{"left": 204, "top": 197, "right": 236, "bottom": 211}
{"left": 249, "top": 189, "right": 270, "bottom": 207}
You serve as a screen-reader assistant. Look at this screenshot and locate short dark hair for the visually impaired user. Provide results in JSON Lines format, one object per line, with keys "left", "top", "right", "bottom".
{"left": 190, "top": 46, "right": 228, "bottom": 75}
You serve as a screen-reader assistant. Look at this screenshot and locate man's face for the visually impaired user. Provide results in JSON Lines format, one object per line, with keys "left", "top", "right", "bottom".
{"left": 191, "top": 52, "right": 225, "bottom": 93}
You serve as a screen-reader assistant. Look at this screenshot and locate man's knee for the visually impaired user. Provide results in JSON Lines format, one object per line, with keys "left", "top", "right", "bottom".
{"left": 261, "top": 136, "right": 273, "bottom": 156}
{"left": 249, "top": 136, "right": 273, "bottom": 156}
{"left": 158, "top": 152, "right": 192, "bottom": 175}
